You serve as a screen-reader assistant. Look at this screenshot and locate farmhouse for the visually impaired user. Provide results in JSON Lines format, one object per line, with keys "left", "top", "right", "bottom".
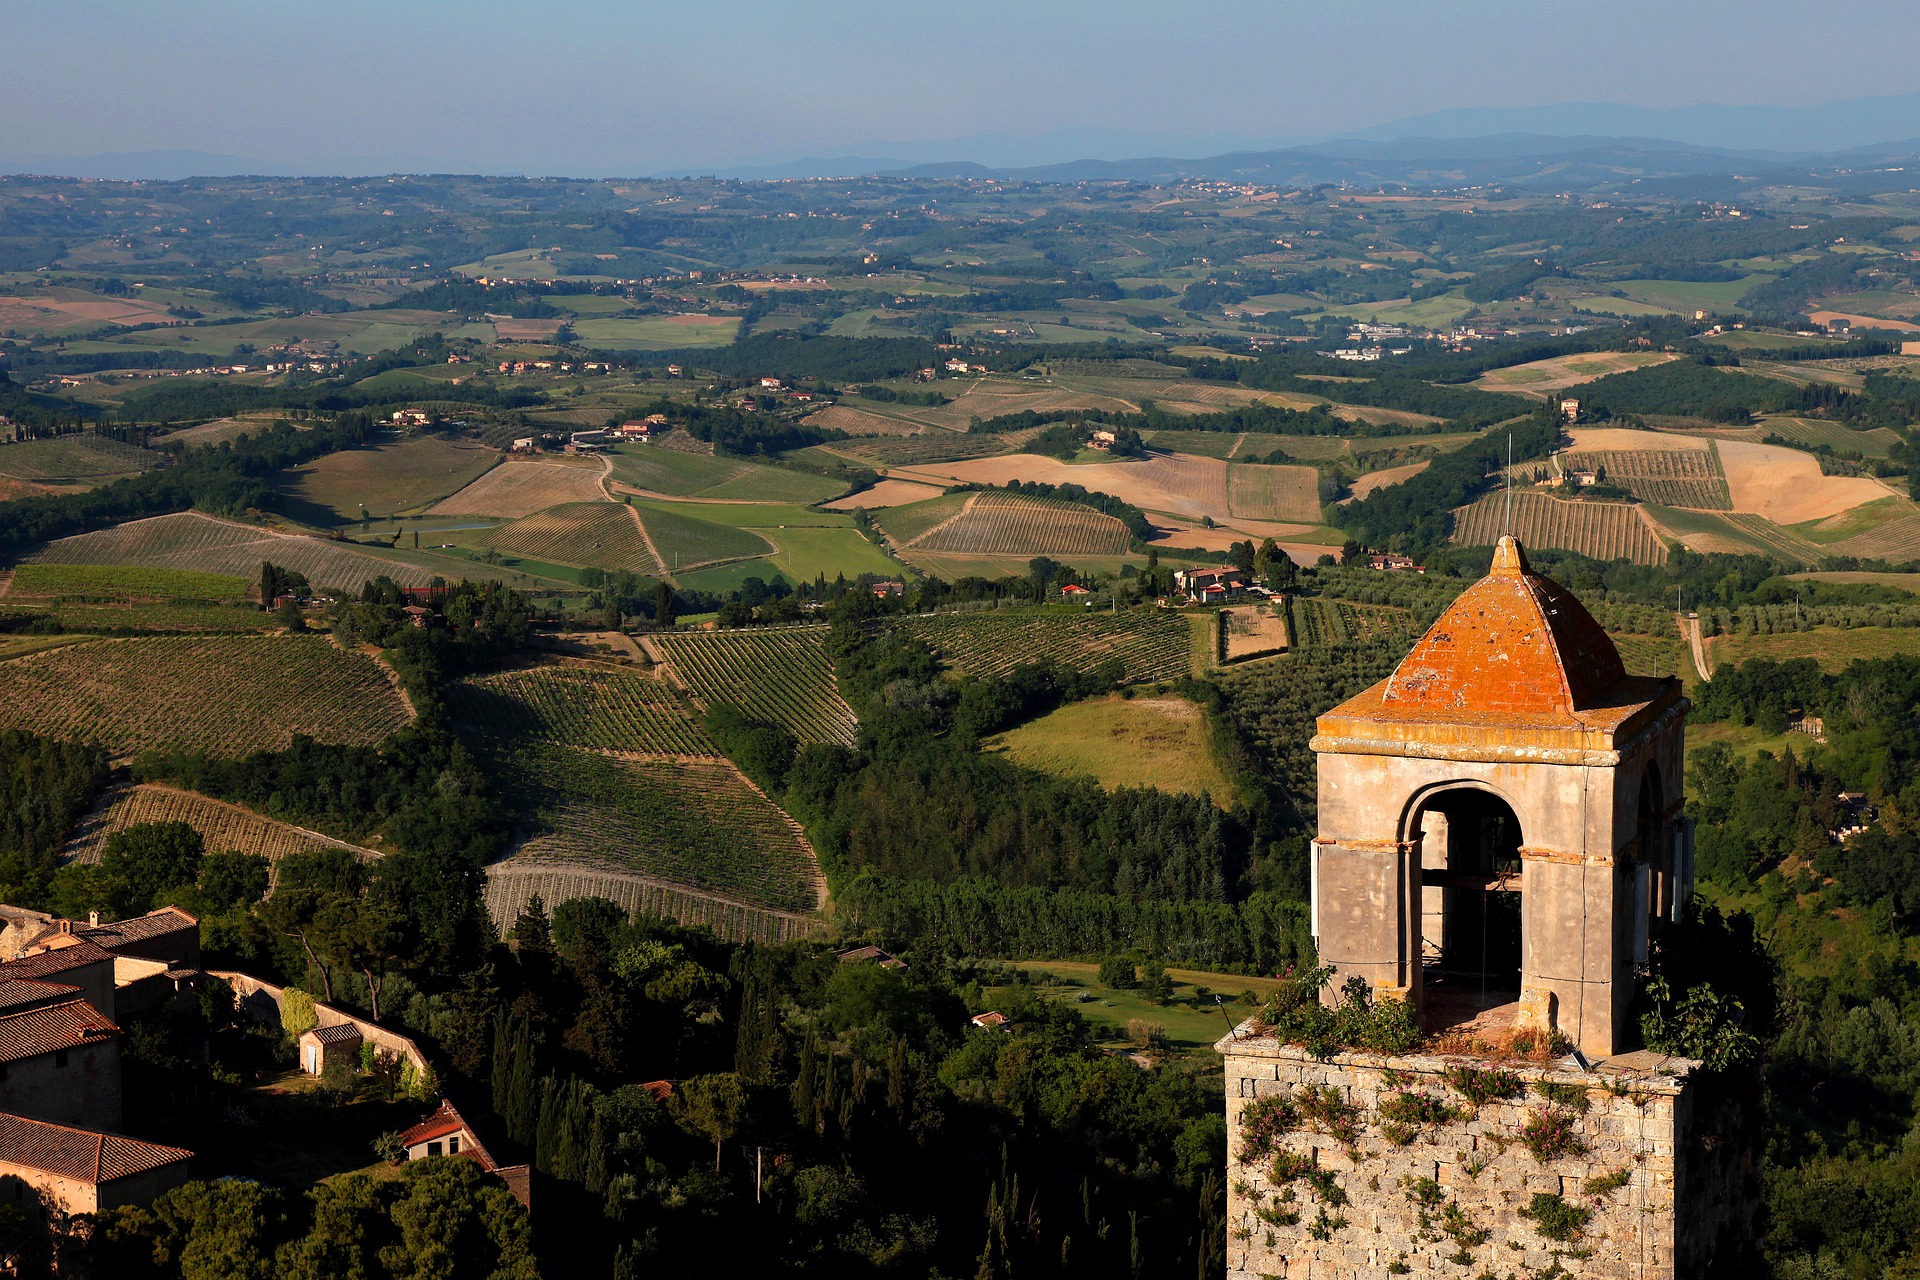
{"left": 510, "top": 437, "right": 537, "bottom": 453}
{"left": 1173, "top": 568, "right": 1246, "bottom": 602}
{"left": 0, "top": 1113, "right": 192, "bottom": 1218}
{"left": 870, "top": 580, "right": 905, "bottom": 599}
{"left": 0, "top": 1000, "right": 123, "bottom": 1130}
{"left": 835, "top": 945, "right": 906, "bottom": 971}
{"left": 1087, "top": 429, "right": 1118, "bottom": 451}
{"left": 397, "top": 1098, "right": 531, "bottom": 1206}
{"left": 758, "top": 376, "right": 783, "bottom": 389}
{"left": 1366, "top": 552, "right": 1423, "bottom": 572}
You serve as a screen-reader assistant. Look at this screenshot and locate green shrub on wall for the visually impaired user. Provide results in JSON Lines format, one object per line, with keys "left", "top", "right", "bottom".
{"left": 281, "top": 988, "right": 318, "bottom": 1041}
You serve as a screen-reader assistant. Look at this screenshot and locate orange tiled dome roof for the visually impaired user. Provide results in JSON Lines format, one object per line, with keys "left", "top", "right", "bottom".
{"left": 1382, "top": 536, "right": 1626, "bottom": 716}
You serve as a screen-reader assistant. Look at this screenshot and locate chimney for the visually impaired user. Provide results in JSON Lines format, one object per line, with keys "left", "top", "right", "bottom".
{"left": 58, "top": 920, "right": 71, "bottom": 935}
{"left": 87, "top": 912, "right": 98, "bottom": 928}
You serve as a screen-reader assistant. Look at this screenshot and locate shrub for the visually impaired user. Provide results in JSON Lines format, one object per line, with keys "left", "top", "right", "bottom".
{"left": 1584, "top": 1167, "right": 1632, "bottom": 1198}
{"left": 281, "top": 988, "right": 318, "bottom": 1041}
{"left": 1260, "top": 968, "right": 1422, "bottom": 1059}
{"left": 1445, "top": 1065, "right": 1525, "bottom": 1105}
{"left": 1519, "top": 1108, "right": 1589, "bottom": 1163}
{"left": 1098, "top": 955, "right": 1138, "bottom": 989}
{"left": 1519, "top": 1192, "right": 1593, "bottom": 1242}
{"left": 1534, "top": 1080, "right": 1591, "bottom": 1114}
{"left": 1296, "top": 1084, "right": 1361, "bottom": 1146}
{"left": 1236, "top": 1093, "right": 1299, "bottom": 1165}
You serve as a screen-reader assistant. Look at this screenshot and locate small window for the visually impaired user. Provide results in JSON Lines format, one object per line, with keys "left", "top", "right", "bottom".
{"left": 426, "top": 1141, "right": 442, "bottom": 1157}
{"left": 448, "top": 1136, "right": 459, "bottom": 1154}
{"left": 52, "top": 1050, "right": 66, "bottom": 1069}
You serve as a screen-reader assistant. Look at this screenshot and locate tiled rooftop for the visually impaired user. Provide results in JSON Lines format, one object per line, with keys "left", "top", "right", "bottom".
{"left": 0, "top": 941, "right": 115, "bottom": 981}
{"left": 0, "top": 1000, "right": 118, "bottom": 1065}
{"left": 0, "top": 1111, "right": 190, "bottom": 1183}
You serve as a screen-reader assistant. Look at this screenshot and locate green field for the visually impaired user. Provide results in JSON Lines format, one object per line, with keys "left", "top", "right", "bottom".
{"left": 653, "top": 626, "right": 858, "bottom": 745}
{"left": 481, "top": 502, "right": 663, "bottom": 575}
{"left": 1607, "top": 275, "right": 1773, "bottom": 314}
{"left": 570, "top": 317, "right": 740, "bottom": 349}
{"left": 1706, "top": 625, "right": 1920, "bottom": 672}
{"left": 9, "top": 563, "right": 250, "bottom": 600}
{"left": 27, "top": 511, "right": 449, "bottom": 591}
{"left": 490, "top": 743, "right": 820, "bottom": 913}
{"left": 449, "top": 665, "right": 715, "bottom": 756}
{"left": 0, "top": 635, "right": 410, "bottom": 758}
{"left": 274, "top": 435, "right": 499, "bottom": 524}
{"left": 874, "top": 494, "right": 970, "bottom": 545}
{"left": 1007, "top": 962, "right": 1284, "bottom": 1055}
{"left": 637, "top": 504, "right": 775, "bottom": 570}
{"left": 609, "top": 446, "right": 844, "bottom": 503}
{"left": 759, "top": 527, "right": 900, "bottom": 582}
{"left": 0, "top": 435, "right": 161, "bottom": 483}
{"left": 985, "top": 694, "right": 1236, "bottom": 802}
{"left": 895, "top": 608, "right": 1193, "bottom": 682}
{"left": 63, "top": 309, "right": 458, "bottom": 358}
{"left": 1759, "top": 415, "right": 1904, "bottom": 459}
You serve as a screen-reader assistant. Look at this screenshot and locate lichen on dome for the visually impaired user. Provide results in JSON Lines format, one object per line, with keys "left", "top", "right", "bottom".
{"left": 1380, "top": 535, "right": 1627, "bottom": 717}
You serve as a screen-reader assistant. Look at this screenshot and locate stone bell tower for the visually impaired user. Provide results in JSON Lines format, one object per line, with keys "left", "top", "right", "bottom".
{"left": 1308, "top": 535, "right": 1691, "bottom": 1057}
{"left": 1219, "top": 539, "right": 1747, "bottom": 1280}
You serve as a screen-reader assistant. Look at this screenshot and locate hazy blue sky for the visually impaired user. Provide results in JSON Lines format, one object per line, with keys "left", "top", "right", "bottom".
{"left": 8, "top": 0, "right": 1920, "bottom": 173}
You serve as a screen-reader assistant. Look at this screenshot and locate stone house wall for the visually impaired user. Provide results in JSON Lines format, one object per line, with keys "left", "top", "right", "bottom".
{"left": 1222, "top": 1029, "right": 1751, "bottom": 1280}
{"left": 0, "top": 1041, "right": 119, "bottom": 1131}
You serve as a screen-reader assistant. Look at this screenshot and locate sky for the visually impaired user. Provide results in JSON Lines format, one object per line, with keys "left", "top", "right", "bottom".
{"left": 6, "top": 0, "right": 1920, "bottom": 175}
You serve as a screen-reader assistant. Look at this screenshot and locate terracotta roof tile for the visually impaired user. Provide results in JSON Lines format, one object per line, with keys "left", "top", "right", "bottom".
{"left": 1, "top": 941, "right": 115, "bottom": 980}
{"left": 0, "top": 1111, "right": 190, "bottom": 1183}
{"left": 77, "top": 907, "right": 197, "bottom": 950}
{"left": 1381, "top": 537, "right": 1626, "bottom": 717}
{"left": 0, "top": 980, "right": 83, "bottom": 1014}
{"left": 0, "top": 1000, "right": 118, "bottom": 1065}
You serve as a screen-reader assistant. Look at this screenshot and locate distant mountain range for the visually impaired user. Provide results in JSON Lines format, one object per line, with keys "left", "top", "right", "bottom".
{"left": 5, "top": 90, "right": 1919, "bottom": 184}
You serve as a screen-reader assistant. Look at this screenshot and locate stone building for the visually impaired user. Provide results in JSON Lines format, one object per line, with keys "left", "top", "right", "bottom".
{"left": 0, "top": 1112, "right": 191, "bottom": 1217}
{"left": 1222, "top": 538, "right": 1749, "bottom": 1280}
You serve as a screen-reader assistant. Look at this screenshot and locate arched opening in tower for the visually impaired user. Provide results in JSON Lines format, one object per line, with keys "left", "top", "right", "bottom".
{"left": 1416, "top": 788, "right": 1523, "bottom": 1015}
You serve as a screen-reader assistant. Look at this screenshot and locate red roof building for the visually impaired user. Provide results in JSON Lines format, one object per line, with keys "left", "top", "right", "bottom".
{"left": 0, "top": 1111, "right": 192, "bottom": 1216}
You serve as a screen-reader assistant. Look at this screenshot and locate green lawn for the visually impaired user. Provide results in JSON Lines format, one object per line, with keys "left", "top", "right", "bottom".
{"left": 1006, "top": 961, "right": 1287, "bottom": 1055}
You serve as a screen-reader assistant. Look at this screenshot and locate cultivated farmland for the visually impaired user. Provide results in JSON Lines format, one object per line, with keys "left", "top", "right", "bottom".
{"left": 449, "top": 664, "right": 715, "bottom": 757}
{"left": 874, "top": 493, "right": 971, "bottom": 546}
{"left": 500, "top": 745, "right": 822, "bottom": 913}
{"left": 0, "top": 635, "right": 410, "bottom": 758}
{"left": 428, "top": 457, "right": 607, "bottom": 517}
{"left": 0, "top": 435, "right": 160, "bottom": 484}
{"left": 1453, "top": 491, "right": 1668, "bottom": 564}
{"left": 634, "top": 504, "right": 775, "bottom": 571}
{"left": 910, "top": 491, "right": 1132, "bottom": 557}
{"left": 27, "top": 511, "right": 443, "bottom": 589}
{"left": 1825, "top": 514, "right": 1920, "bottom": 563}
{"left": 1561, "top": 448, "right": 1731, "bottom": 509}
{"left": 10, "top": 564, "right": 249, "bottom": 600}
{"left": 1226, "top": 462, "right": 1322, "bottom": 523}
{"left": 895, "top": 608, "right": 1192, "bottom": 682}
{"left": 275, "top": 435, "right": 498, "bottom": 522}
{"left": 484, "top": 863, "right": 820, "bottom": 945}
{"left": 66, "top": 783, "right": 376, "bottom": 870}
{"left": 652, "top": 626, "right": 858, "bottom": 745}
{"left": 480, "top": 502, "right": 662, "bottom": 575}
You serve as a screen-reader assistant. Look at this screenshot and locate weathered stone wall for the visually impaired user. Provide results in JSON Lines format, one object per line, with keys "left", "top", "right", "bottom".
{"left": 1223, "top": 1030, "right": 1748, "bottom": 1280}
